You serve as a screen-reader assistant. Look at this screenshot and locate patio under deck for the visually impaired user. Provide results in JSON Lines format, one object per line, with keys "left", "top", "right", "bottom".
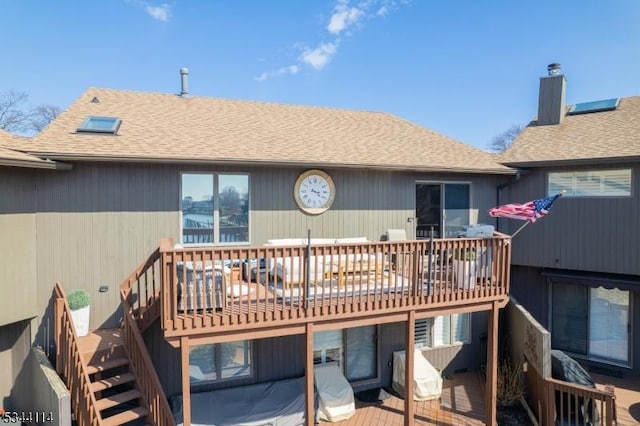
{"left": 593, "top": 372, "right": 640, "bottom": 426}
{"left": 322, "top": 372, "right": 485, "bottom": 426}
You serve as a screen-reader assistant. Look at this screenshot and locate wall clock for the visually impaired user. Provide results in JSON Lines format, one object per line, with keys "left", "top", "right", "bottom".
{"left": 293, "top": 169, "right": 336, "bottom": 214}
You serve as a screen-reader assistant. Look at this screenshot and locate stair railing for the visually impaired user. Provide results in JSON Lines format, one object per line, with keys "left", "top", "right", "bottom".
{"left": 120, "top": 247, "right": 163, "bottom": 332}
{"left": 53, "top": 283, "right": 102, "bottom": 426}
{"left": 120, "top": 247, "right": 176, "bottom": 426}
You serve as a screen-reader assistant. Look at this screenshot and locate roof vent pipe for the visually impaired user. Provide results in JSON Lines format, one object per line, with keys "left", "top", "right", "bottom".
{"left": 547, "top": 63, "right": 562, "bottom": 76}
{"left": 180, "top": 68, "right": 189, "bottom": 96}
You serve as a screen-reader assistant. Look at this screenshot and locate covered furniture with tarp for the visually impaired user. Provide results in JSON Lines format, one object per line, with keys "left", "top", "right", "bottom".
{"left": 392, "top": 350, "right": 442, "bottom": 401}
{"left": 314, "top": 363, "right": 356, "bottom": 422}
{"left": 171, "top": 377, "right": 306, "bottom": 426}
{"left": 551, "top": 350, "right": 600, "bottom": 426}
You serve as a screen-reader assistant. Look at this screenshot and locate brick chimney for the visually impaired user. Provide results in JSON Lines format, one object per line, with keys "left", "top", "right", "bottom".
{"left": 537, "top": 63, "right": 566, "bottom": 125}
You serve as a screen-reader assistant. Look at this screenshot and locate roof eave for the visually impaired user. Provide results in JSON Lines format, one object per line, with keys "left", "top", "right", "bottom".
{"left": 502, "top": 155, "right": 640, "bottom": 168}
{"left": 0, "top": 158, "right": 72, "bottom": 170}
{"left": 24, "top": 153, "right": 516, "bottom": 175}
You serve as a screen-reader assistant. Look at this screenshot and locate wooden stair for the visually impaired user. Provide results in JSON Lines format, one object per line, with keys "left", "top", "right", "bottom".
{"left": 78, "top": 328, "right": 150, "bottom": 425}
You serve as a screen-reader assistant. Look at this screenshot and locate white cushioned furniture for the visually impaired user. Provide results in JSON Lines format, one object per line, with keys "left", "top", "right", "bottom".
{"left": 265, "top": 237, "right": 385, "bottom": 288}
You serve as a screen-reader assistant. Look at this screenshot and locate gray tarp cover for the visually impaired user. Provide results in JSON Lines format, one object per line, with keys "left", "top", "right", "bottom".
{"left": 172, "top": 377, "right": 306, "bottom": 426}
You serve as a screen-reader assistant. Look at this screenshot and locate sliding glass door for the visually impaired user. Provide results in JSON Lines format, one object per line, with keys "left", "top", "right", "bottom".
{"left": 552, "top": 282, "right": 630, "bottom": 364}
{"left": 416, "top": 183, "right": 470, "bottom": 238}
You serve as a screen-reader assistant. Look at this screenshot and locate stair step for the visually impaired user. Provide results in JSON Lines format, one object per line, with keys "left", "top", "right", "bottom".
{"left": 86, "top": 357, "right": 130, "bottom": 375}
{"left": 94, "top": 389, "right": 142, "bottom": 412}
{"left": 101, "top": 406, "right": 148, "bottom": 426}
{"left": 90, "top": 373, "right": 136, "bottom": 392}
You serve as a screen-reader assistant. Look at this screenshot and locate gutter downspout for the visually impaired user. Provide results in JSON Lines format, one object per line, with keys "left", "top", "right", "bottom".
{"left": 495, "top": 169, "right": 525, "bottom": 233}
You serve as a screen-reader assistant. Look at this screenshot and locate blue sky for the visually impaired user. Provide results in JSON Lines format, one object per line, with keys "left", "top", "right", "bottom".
{"left": 1, "top": 1, "right": 639, "bottom": 149}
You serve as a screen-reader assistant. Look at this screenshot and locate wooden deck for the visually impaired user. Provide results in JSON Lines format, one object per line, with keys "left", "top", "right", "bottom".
{"left": 322, "top": 372, "right": 485, "bottom": 426}
{"left": 593, "top": 372, "right": 640, "bottom": 426}
{"left": 142, "top": 236, "right": 511, "bottom": 339}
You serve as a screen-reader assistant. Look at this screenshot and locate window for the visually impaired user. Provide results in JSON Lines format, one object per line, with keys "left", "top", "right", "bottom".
{"left": 189, "top": 340, "right": 252, "bottom": 385}
{"left": 552, "top": 282, "right": 630, "bottom": 364}
{"left": 415, "top": 313, "right": 471, "bottom": 348}
{"left": 181, "top": 173, "right": 249, "bottom": 244}
{"left": 314, "top": 326, "right": 377, "bottom": 382}
{"left": 76, "top": 116, "right": 121, "bottom": 134}
{"left": 549, "top": 170, "right": 631, "bottom": 197}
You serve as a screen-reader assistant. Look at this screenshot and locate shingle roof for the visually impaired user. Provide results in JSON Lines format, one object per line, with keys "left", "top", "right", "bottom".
{"left": 0, "top": 129, "right": 59, "bottom": 169}
{"left": 12, "top": 88, "right": 513, "bottom": 174}
{"left": 502, "top": 96, "right": 640, "bottom": 166}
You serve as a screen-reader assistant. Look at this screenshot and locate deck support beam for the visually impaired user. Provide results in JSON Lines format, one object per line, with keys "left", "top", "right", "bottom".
{"left": 305, "top": 323, "right": 314, "bottom": 426}
{"left": 181, "top": 336, "right": 191, "bottom": 426}
{"left": 404, "top": 310, "right": 415, "bottom": 426}
{"left": 485, "top": 301, "right": 499, "bottom": 426}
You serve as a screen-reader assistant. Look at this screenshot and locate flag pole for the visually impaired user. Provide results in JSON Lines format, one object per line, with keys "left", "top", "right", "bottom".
{"left": 510, "top": 221, "right": 530, "bottom": 238}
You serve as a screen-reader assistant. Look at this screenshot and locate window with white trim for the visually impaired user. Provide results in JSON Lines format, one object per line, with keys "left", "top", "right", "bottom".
{"left": 548, "top": 169, "right": 631, "bottom": 197}
{"left": 415, "top": 313, "right": 471, "bottom": 348}
{"left": 181, "top": 173, "right": 249, "bottom": 244}
{"left": 189, "top": 340, "right": 252, "bottom": 386}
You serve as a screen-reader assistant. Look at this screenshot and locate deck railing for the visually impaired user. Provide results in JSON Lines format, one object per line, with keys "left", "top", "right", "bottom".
{"left": 527, "top": 362, "right": 617, "bottom": 425}
{"left": 546, "top": 377, "right": 616, "bottom": 426}
{"left": 120, "top": 250, "right": 176, "bottom": 426}
{"left": 160, "top": 234, "right": 511, "bottom": 336}
{"left": 53, "top": 283, "right": 101, "bottom": 426}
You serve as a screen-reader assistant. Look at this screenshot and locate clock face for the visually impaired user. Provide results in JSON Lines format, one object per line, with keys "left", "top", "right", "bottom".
{"left": 299, "top": 175, "right": 330, "bottom": 208}
{"left": 294, "top": 170, "right": 335, "bottom": 214}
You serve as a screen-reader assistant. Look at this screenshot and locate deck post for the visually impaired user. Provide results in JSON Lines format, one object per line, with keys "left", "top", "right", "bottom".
{"left": 485, "top": 301, "right": 499, "bottom": 426}
{"left": 305, "top": 322, "right": 314, "bottom": 426}
{"left": 404, "top": 310, "right": 415, "bottom": 426}
{"left": 181, "top": 336, "right": 191, "bottom": 426}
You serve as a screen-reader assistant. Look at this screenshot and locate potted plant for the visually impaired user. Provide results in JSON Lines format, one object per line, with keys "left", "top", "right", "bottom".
{"left": 452, "top": 248, "right": 477, "bottom": 290}
{"left": 68, "top": 289, "right": 91, "bottom": 336}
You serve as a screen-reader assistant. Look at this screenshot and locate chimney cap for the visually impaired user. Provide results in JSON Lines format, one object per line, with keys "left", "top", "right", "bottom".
{"left": 547, "top": 63, "right": 562, "bottom": 76}
{"left": 180, "top": 67, "right": 189, "bottom": 75}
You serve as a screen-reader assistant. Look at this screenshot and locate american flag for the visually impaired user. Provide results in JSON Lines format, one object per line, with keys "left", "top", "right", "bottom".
{"left": 489, "top": 193, "right": 563, "bottom": 223}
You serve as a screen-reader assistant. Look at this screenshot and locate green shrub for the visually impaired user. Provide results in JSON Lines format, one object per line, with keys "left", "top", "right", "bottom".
{"left": 68, "top": 289, "right": 90, "bottom": 310}
{"left": 453, "top": 248, "right": 477, "bottom": 261}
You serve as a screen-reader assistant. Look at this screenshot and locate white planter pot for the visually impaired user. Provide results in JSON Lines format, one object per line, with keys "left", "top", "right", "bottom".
{"left": 70, "top": 305, "right": 90, "bottom": 337}
{"left": 453, "top": 260, "right": 477, "bottom": 290}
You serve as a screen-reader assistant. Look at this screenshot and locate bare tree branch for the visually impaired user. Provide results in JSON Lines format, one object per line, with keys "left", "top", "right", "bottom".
{"left": 0, "top": 91, "right": 61, "bottom": 135}
{"left": 29, "top": 104, "right": 61, "bottom": 132}
{"left": 0, "top": 90, "right": 32, "bottom": 133}
{"left": 488, "top": 124, "right": 524, "bottom": 153}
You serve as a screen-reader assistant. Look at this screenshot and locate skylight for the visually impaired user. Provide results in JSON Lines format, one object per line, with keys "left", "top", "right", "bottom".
{"left": 568, "top": 98, "right": 619, "bottom": 115}
{"left": 77, "top": 116, "right": 122, "bottom": 134}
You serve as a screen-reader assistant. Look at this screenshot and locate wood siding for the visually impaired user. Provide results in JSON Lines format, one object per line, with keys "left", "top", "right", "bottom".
{"left": 0, "top": 169, "right": 37, "bottom": 326}
{"left": 33, "top": 163, "right": 179, "bottom": 345}
{"left": 510, "top": 265, "right": 640, "bottom": 375}
{"left": 0, "top": 319, "right": 31, "bottom": 409}
{"left": 502, "top": 163, "right": 640, "bottom": 275}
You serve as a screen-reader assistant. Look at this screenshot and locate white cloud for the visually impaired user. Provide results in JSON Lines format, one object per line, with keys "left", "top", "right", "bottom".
{"left": 145, "top": 3, "right": 171, "bottom": 22}
{"left": 255, "top": 65, "right": 300, "bottom": 82}
{"left": 301, "top": 42, "right": 338, "bottom": 70}
{"left": 327, "top": 1, "right": 364, "bottom": 35}
{"left": 255, "top": 0, "right": 410, "bottom": 82}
